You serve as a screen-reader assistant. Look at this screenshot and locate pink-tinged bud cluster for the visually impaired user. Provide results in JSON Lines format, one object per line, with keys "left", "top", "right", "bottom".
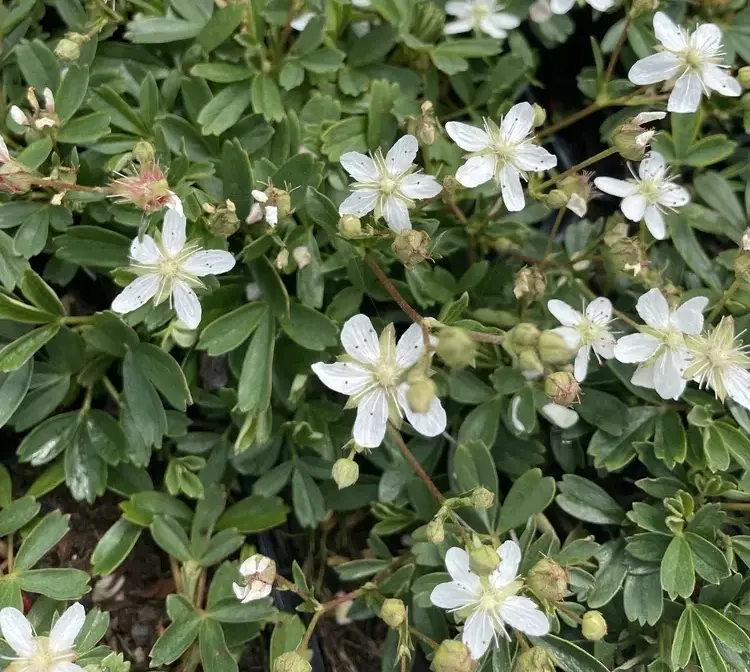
{"left": 109, "top": 161, "right": 180, "bottom": 214}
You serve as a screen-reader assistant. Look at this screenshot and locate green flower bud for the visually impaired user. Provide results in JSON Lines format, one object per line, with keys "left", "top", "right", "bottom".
{"left": 426, "top": 517, "right": 445, "bottom": 544}
{"left": 406, "top": 378, "right": 437, "bottom": 414}
{"left": 332, "top": 458, "right": 359, "bottom": 489}
{"left": 545, "top": 189, "right": 569, "bottom": 209}
{"left": 582, "top": 610, "right": 607, "bottom": 641}
{"left": 471, "top": 486, "right": 494, "bottom": 510}
{"left": 55, "top": 38, "right": 81, "bottom": 61}
{"left": 608, "top": 236, "right": 647, "bottom": 277}
{"left": 272, "top": 189, "right": 292, "bottom": 219}
{"left": 274, "top": 652, "right": 312, "bottom": 672}
{"left": 613, "top": 122, "right": 648, "bottom": 161}
{"left": 409, "top": 1, "right": 446, "bottom": 43}
{"left": 133, "top": 140, "right": 156, "bottom": 165}
{"left": 544, "top": 371, "right": 580, "bottom": 406}
{"left": 431, "top": 640, "right": 477, "bottom": 672}
{"left": 205, "top": 199, "right": 240, "bottom": 238}
{"left": 629, "top": 0, "right": 658, "bottom": 17}
{"left": 538, "top": 330, "right": 575, "bottom": 366}
{"left": 510, "top": 323, "right": 541, "bottom": 349}
{"left": 518, "top": 348, "right": 544, "bottom": 380}
{"left": 380, "top": 598, "right": 407, "bottom": 628}
{"left": 734, "top": 254, "right": 750, "bottom": 282}
{"left": 527, "top": 558, "right": 569, "bottom": 602}
{"left": 443, "top": 175, "right": 460, "bottom": 194}
{"left": 532, "top": 103, "right": 547, "bottom": 128}
{"left": 392, "top": 229, "right": 431, "bottom": 268}
{"left": 513, "top": 266, "right": 546, "bottom": 302}
{"left": 338, "top": 215, "right": 362, "bottom": 238}
{"left": 469, "top": 545, "right": 500, "bottom": 576}
{"left": 437, "top": 328, "right": 477, "bottom": 369}
{"left": 516, "top": 646, "right": 555, "bottom": 672}
{"left": 739, "top": 66, "right": 750, "bottom": 90}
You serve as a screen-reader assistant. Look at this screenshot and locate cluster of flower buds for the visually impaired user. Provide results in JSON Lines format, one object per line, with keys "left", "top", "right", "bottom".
{"left": 248, "top": 185, "right": 293, "bottom": 227}
{"left": 11, "top": 87, "right": 59, "bottom": 134}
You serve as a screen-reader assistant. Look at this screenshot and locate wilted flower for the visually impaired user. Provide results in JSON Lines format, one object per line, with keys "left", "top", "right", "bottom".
{"left": 203, "top": 199, "right": 240, "bottom": 238}
{"left": 10, "top": 87, "right": 59, "bottom": 132}
{"left": 332, "top": 458, "right": 359, "bottom": 489}
{"left": 233, "top": 554, "right": 276, "bottom": 603}
{"left": 514, "top": 266, "right": 546, "bottom": 301}
{"left": 544, "top": 371, "right": 580, "bottom": 406}
{"left": 527, "top": 558, "right": 568, "bottom": 602}
{"left": 110, "top": 161, "right": 182, "bottom": 214}
{"left": 557, "top": 171, "right": 596, "bottom": 217}
{"left": 550, "top": 0, "right": 613, "bottom": 14}
{"left": 392, "top": 229, "right": 431, "bottom": 267}
{"left": 445, "top": 102, "right": 557, "bottom": 212}
{"left": 274, "top": 652, "right": 311, "bottom": 672}
{"left": 111, "top": 208, "right": 236, "bottom": 329}
{"left": 628, "top": 12, "right": 741, "bottom": 113}
{"left": 443, "top": 0, "right": 521, "bottom": 39}
{"left": 247, "top": 187, "right": 292, "bottom": 227}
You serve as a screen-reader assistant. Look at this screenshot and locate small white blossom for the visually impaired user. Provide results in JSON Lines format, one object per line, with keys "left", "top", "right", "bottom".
{"left": 338, "top": 135, "right": 442, "bottom": 233}
{"left": 628, "top": 12, "right": 741, "bottom": 114}
{"left": 10, "top": 106, "right": 29, "bottom": 127}
{"left": 685, "top": 317, "right": 750, "bottom": 410}
{"left": 548, "top": 297, "right": 616, "bottom": 382}
{"left": 430, "top": 542, "right": 550, "bottom": 660}
{"left": 112, "top": 209, "right": 235, "bottom": 329}
{"left": 631, "top": 111, "right": 667, "bottom": 149}
{"left": 232, "top": 554, "right": 276, "bottom": 603}
{"left": 444, "top": 0, "right": 521, "bottom": 39}
{"left": 0, "top": 603, "right": 86, "bottom": 672}
{"left": 594, "top": 151, "right": 689, "bottom": 241}
{"left": 445, "top": 102, "right": 557, "bottom": 212}
{"left": 311, "top": 314, "right": 446, "bottom": 447}
{"left": 614, "top": 288, "right": 708, "bottom": 400}
{"left": 11, "top": 88, "right": 57, "bottom": 131}
{"left": 292, "top": 246, "right": 312, "bottom": 269}
{"left": 0, "top": 137, "right": 10, "bottom": 165}
{"left": 550, "top": 0, "right": 613, "bottom": 14}
{"left": 540, "top": 403, "right": 579, "bottom": 428}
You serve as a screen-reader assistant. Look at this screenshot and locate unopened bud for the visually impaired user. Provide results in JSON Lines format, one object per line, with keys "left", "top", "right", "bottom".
{"left": 471, "top": 486, "right": 494, "bottom": 509}
{"left": 272, "top": 189, "right": 293, "bottom": 219}
{"left": 380, "top": 598, "right": 406, "bottom": 628}
{"left": 55, "top": 38, "right": 81, "bottom": 61}
{"left": 426, "top": 517, "right": 445, "bottom": 544}
{"left": 509, "top": 323, "right": 541, "bottom": 349}
{"left": 332, "top": 458, "right": 359, "bottom": 489}
{"left": 469, "top": 545, "right": 500, "bottom": 576}
{"left": 527, "top": 558, "right": 568, "bottom": 602}
{"left": 581, "top": 610, "right": 607, "bottom": 641}
{"left": 206, "top": 199, "right": 240, "bottom": 238}
{"left": 538, "top": 330, "right": 575, "bottom": 366}
{"left": 532, "top": 104, "right": 547, "bottom": 128}
{"left": 739, "top": 67, "right": 750, "bottom": 90}
{"left": 609, "top": 236, "right": 647, "bottom": 276}
{"left": 338, "top": 215, "right": 361, "bottom": 238}
{"left": 172, "top": 321, "right": 198, "bottom": 347}
{"left": 517, "top": 646, "right": 555, "bottom": 672}
{"left": 436, "top": 328, "right": 477, "bottom": 369}
{"left": 558, "top": 172, "right": 594, "bottom": 218}
{"left": 734, "top": 254, "right": 750, "bottom": 282}
{"left": 392, "top": 229, "right": 431, "bottom": 268}
{"left": 292, "top": 246, "right": 312, "bottom": 269}
{"left": 133, "top": 140, "right": 156, "bottom": 164}
{"left": 518, "top": 348, "right": 544, "bottom": 380}
{"left": 514, "top": 266, "right": 546, "bottom": 302}
{"left": 544, "top": 371, "right": 580, "bottom": 406}
{"left": 274, "top": 652, "right": 312, "bottom": 672}
{"left": 545, "top": 189, "right": 568, "bottom": 209}
{"left": 406, "top": 379, "right": 437, "bottom": 414}
{"left": 629, "top": 0, "right": 658, "bottom": 17}
{"left": 431, "top": 640, "right": 477, "bottom": 672}
{"left": 613, "top": 123, "right": 648, "bottom": 161}
{"left": 275, "top": 249, "right": 289, "bottom": 270}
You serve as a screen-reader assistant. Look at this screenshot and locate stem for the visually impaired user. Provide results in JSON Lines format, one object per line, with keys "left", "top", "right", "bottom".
{"left": 721, "top": 502, "right": 750, "bottom": 511}
{"left": 443, "top": 193, "right": 468, "bottom": 225}
{"left": 469, "top": 331, "right": 504, "bottom": 344}
{"left": 81, "top": 386, "right": 94, "bottom": 413}
{"left": 387, "top": 423, "right": 444, "bottom": 504}
{"left": 102, "top": 376, "right": 121, "bottom": 408}
{"left": 543, "top": 208, "right": 566, "bottom": 264}
{"left": 297, "top": 611, "right": 323, "bottom": 652}
{"left": 604, "top": 15, "right": 632, "bottom": 84}
{"left": 537, "top": 146, "right": 618, "bottom": 191}
{"left": 195, "top": 569, "right": 207, "bottom": 609}
{"left": 538, "top": 101, "right": 601, "bottom": 139}
{"left": 321, "top": 587, "right": 365, "bottom": 612}
{"left": 707, "top": 279, "right": 741, "bottom": 323}
{"left": 7, "top": 534, "right": 13, "bottom": 573}
{"left": 24, "top": 177, "right": 106, "bottom": 193}
{"left": 410, "top": 628, "right": 439, "bottom": 650}
{"left": 63, "top": 315, "right": 91, "bottom": 324}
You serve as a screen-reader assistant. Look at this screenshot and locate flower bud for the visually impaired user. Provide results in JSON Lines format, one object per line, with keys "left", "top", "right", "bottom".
{"left": 469, "top": 545, "right": 500, "bottom": 576}
{"left": 431, "top": 640, "right": 477, "bottom": 672}
{"left": 426, "top": 517, "right": 445, "bottom": 544}
{"left": 514, "top": 266, "right": 546, "bottom": 302}
{"left": 608, "top": 236, "right": 647, "bottom": 276}
{"left": 332, "top": 458, "right": 359, "bottom": 489}
{"left": 55, "top": 38, "right": 81, "bottom": 61}
{"left": 471, "top": 486, "right": 494, "bottom": 510}
{"left": 206, "top": 199, "right": 240, "bottom": 238}
{"left": 274, "top": 652, "right": 312, "bottom": 672}
{"left": 133, "top": 139, "right": 156, "bottom": 164}
{"left": 410, "top": 1, "right": 446, "bottom": 43}
{"left": 407, "top": 101, "right": 441, "bottom": 146}
{"left": 629, "top": 0, "right": 658, "bottom": 17}
{"left": 733, "top": 254, "right": 750, "bottom": 282}
{"left": 436, "top": 327, "right": 477, "bottom": 369}
{"left": 544, "top": 371, "right": 580, "bottom": 406}
{"left": 558, "top": 172, "right": 594, "bottom": 218}
{"left": 538, "top": 330, "right": 575, "bottom": 366}
{"left": 613, "top": 122, "right": 648, "bottom": 161}
{"left": 292, "top": 246, "right": 312, "bottom": 269}
{"left": 338, "top": 215, "right": 362, "bottom": 237}
{"left": 518, "top": 348, "right": 544, "bottom": 380}
{"left": 739, "top": 67, "right": 750, "bottom": 90}
{"left": 516, "top": 647, "right": 555, "bottom": 672}
{"left": 509, "top": 322, "right": 541, "bottom": 349}
{"left": 406, "top": 378, "right": 437, "bottom": 414}
{"left": 380, "top": 598, "right": 407, "bottom": 628}
{"left": 532, "top": 104, "right": 547, "bottom": 128}
{"left": 545, "top": 189, "right": 569, "bottom": 209}
{"left": 275, "top": 249, "right": 289, "bottom": 271}
{"left": 392, "top": 229, "right": 431, "bottom": 268}
{"left": 582, "top": 610, "right": 607, "bottom": 641}
{"left": 271, "top": 188, "right": 292, "bottom": 219}
{"left": 527, "top": 558, "right": 568, "bottom": 602}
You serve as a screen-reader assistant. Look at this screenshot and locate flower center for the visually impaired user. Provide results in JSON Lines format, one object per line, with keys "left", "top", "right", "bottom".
{"left": 639, "top": 180, "right": 661, "bottom": 202}
{"left": 159, "top": 257, "right": 182, "bottom": 278}
{"left": 577, "top": 319, "right": 602, "bottom": 344}
{"left": 23, "top": 637, "right": 76, "bottom": 672}
{"left": 680, "top": 46, "right": 707, "bottom": 71}
{"left": 373, "top": 361, "right": 400, "bottom": 388}
{"left": 472, "top": 4, "right": 489, "bottom": 23}
{"left": 477, "top": 579, "right": 523, "bottom": 610}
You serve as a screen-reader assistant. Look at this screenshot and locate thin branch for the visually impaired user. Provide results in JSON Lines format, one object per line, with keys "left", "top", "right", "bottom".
{"left": 387, "top": 423, "right": 444, "bottom": 504}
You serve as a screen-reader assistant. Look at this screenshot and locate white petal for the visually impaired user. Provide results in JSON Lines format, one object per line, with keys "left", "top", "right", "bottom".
{"left": 445, "top": 1, "right": 471, "bottom": 16}
{"left": 265, "top": 205, "right": 278, "bottom": 227}
{"left": 444, "top": 17, "right": 475, "bottom": 34}
{"left": 455, "top": 155, "right": 496, "bottom": 188}
{"left": 445, "top": 122, "right": 490, "bottom": 151}
{"left": 43, "top": 88, "right": 55, "bottom": 113}
{"left": 340, "top": 152, "right": 378, "bottom": 182}
{"left": 653, "top": 12, "right": 686, "bottom": 51}
{"left": 53, "top": 664, "right": 86, "bottom": 672}
{"left": 430, "top": 582, "right": 475, "bottom": 610}
{"left": 290, "top": 11, "right": 314, "bottom": 30}
{"left": 636, "top": 288, "right": 670, "bottom": 329}
{"left": 397, "top": 383, "right": 446, "bottom": 437}
{"left": 50, "top": 603, "right": 85, "bottom": 652}
{"left": 339, "top": 189, "right": 378, "bottom": 217}
{"left": 725, "top": 367, "right": 750, "bottom": 411}
{"left": 395, "top": 322, "right": 426, "bottom": 369}
{"left": 587, "top": 0, "right": 614, "bottom": 10}
{"left": 631, "top": 363, "right": 656, "bottom": 389}
{"left": 653, "top": 349, "right": 687, "bottom": 400}
{"left": 514, "top": 144, "right": 558, "bottom": 172}
{"left": 479, "top": 15, "right": 506, "bottom": 38}
{"left": 463, "top": 610, "right": 495, "bottom": 660}
{"left": 614, "top": 333, "right": 660, "bottom": 363}
{"left": 634, "top": 111, "right": 667, "bottom": 125}
{"left": 252, "top": 189, "right": 268, "bottom": 203}
{"left": 638, "top": 151, "right": 666, "bottom": 180}
{"left": 493, "top": 540, "right": 521, "bottom": 585}
{"left": 551, "top": 326, "right": 581, "bottom": 349}
{"left": 166, "top": 193, "right": 183, "bottom": 215}
{"left": 701, "top": 64, "right": 741, "bottom": 97}
{"left": 593, "top": 332, "right": 616, "bottom": 359}
{"left": 173, "top": 281, "right": 202, "bottom": 329}
{"left": 311, "top": 361, "right": 374, "bottom": 396}
{"left": 162, "top": 208, "right": 187, "bottom": 257}
{"left": 594, "top": 177, "right": 638, "bottom": 198}
{"left": 621, "top": 193, "right": 648, "bottom": 222}
{"left": 668, "top": 73, "right": 703, "bottom": 114}
{"left": 670, "top": 296, "right": 708, "bottom": 335}
{"left": 547, "top": 299, "right": 582, "bottom": 327}
{"left": 111, "top": 274, "right": 160, "bottom": 314}
{"left": 541, "top": 403, "right": 579, "bottom": 428}
{"left": 644, "top": 205, "right": 666, "bottom": 240}
{"left": 182, "top": 250, "right": 236, "bottom": 276}
{"left": 500, "top": 102, "right": 534, "bottom": 144}
{"left": 10, "top": 106, "right": 29, "bottom": 126}
{"left": 586, "top": 297, "right": 612, "bottom": 324}
{"left": 574, "top": 344, "right": 592, "bottom": 381}
{"left": 385, "top": 135, "right": 418, "bottom": 176}
{"left": 498, "top": 596, "right": 550, "bottom": 636}
{"left": 233, "top": 583, "right": 249, "bottom": 601}
{"left": 550, "top": 0, "right": 575, "bottom": 13}
{"left": 247, "top": 203, "right": 263, "bottom": 224}
{"left": 628, "top": 52, "right": 682, "bottom": 85}
{"left": 0, "top": 608, "right": 36, "bottom": 657}
{"left": 657, "top": 183, "right": 690, "bottom": 207}
{"left": 499, "top": 164, "right": 525, "bottom": 212}
{"left": 382, "top": 196, "right": 411, "bottom": 232}
{"left": 487, "top": 11, "right": 521, "bottom": 29}
{"left": 401, "top": 173, "right": 442, "bottom": 199}
{"left": 341, "top": 314, "right": 381, "bottom": 363}
{"left": 238, "top": 556, "right": 261, "bottom": 576}
{"left": 445, "top": 547, "right": 481, "bottom": 592}
{"left": 691, "top": 23, "right": 723, "bottom": 52}
{"left": 130, "top": 234, "right": 162, "bottom": 265}
{"left": 353, "top": 388, "right": 388, "bottom": 448}
{"left": 567, "top": 194, "right": 588, "bottom": 217}
{"left": 0, "top": 136, "right": 10, "bottom": 163}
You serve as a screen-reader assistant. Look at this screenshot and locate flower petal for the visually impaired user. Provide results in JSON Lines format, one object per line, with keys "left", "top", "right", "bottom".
{"left": 353, "top": 388, "right": 388, "bottom": 448}
{"left": 385, "top": 135, "right": 418, "bottom": 176}
{"left": 725, "top": 367, "right": 750, "bottom": 411}
{"left": 182, "top": 250, "right": 236, "bottom": 277}
{"left": 50, "top": 603, "right": 85, "bottom": 652}
{"left": 547, "top": 299, "right": 582, "bottom": 327}
{"left": 395, "top": 322, "right": 426, "bottom": 369}
{"left": 638, "top": 151, "right": 666, "bottom": 180}
{"left": 594, "top": 177, "right": 638, "bottom": 198}
{"left": 636, "top": 288, "right": 670, "bottom": 329}
{"left": 463, "top": 610, "right": 495, "bottom": 660}
{"left": 593, "top": 331, "right": 616, "bottom": 359}
{"left": 162, "top": 208, "right": 187, "bottom": 257}
{"left": 311, "top": 361, "right": 374, "bottom": 396}
{"left": 445, "top": 1, "right": 471, "bottom": 16}
{"left": 653, "top": 12, "right": 686, "bottom": 51}
{"left": 111, "top": 274, "right": 160, "bottom": 314}
{"left": 290, "top": 11, "right": 314, "bottom": 30}
{"left": 614, "top": 333, "right": 661, "bottom": 363}
{"left": 587, "top": 0, "right": 614, "bottom": 10}
{"left": 499, "top": 163, "right": 525, "bottom": 212}
{"left": 53, "top": 663, "right": 87, "bottom": 672}
{"left": 653, "top": 349, "right": 687, "bottom": 400}
{"left": 668, "top": 73, "right": 703, "bottom": 114}
{"left": 430, "top": 582, "right": 474, "bottom": 610}
{"left": 514, "top": 144, "right": 558, "bottom": 172}
{"left": 701, "top": 64, "right": 741, "bottom": 97}
{"left": 574, "top": 343, "right": 591, "bottom": 381}
{"left": 445, "top": 547, "right": 481, "bottom": 592}
{"left": 445, "top": 121, "right": 490, "bottom": 152}
{"left": 498, "top": 596, "right": 550, "bottom": 637}
{"left": 130, "top": 234, "right": 162, "bottom": 265}
{"left": 691, "top": 23, "right": 722, "bottom": 52}
{"left": 670, "top": 296, "right": 708, "bottom": 335}
{"left": 397, "top": 383, "right": 447, "bottom": 437}
{"left": 550, "top": 0, "right": 575, "bottom": 13}
{"left": 657, "top": 183, "right": 690, "bottom": 208}
{"left": 340, "top": 152, "right": 378, "bottom": 183}
{"left": 0, "top": 136, "right": 10, "bottom": 163}
{"left": 621, "top": 193, "right": 648, "bottom": 221}
{"left": 0, "top": 607, "right": 36, "bottom": 657}
{"left": 634, "top": 111, "right": 667, "bottom": 125}
{"left": 265, "top": 205, "right": 278, "bottom": 227}
{"left": 631, "top": 363, "right": 656, "bottom": 389}
{"left": 644, "top": 204, "right": 666, "bottom": 240}
{"left": 541, "top": 403, "right": 579, "bottom": 428}
{"left": 500, "top": 102, "right": 534, "bottom": 144}
{"left": 479, "top": 16, "right": 506, "bottom": 38}
{"left": 382, "top": 196, "right": 411, "bottom": 232}
{"left": 339, "top": 189, "right": 379, "bottom": 217}
{"left": 551, "top": 326, "right": 581, "bottom": 349}
{"left": 455, "top": 155, "right": 496, "bottom": 188}
{"left": 400, "top": 173, "right": 442, "bottom": 199}
{"left": 341, "top": 314, "right": 381, "bottom": 363}
{"left": 628, "top": 52, "right": 682, "bottom": 85}
{"left": 173, "top": 281, "right": 202, "bottom": 329}
{"left": 586, "top": 297, "right": 612, "bottom": 324}
{"left": 444, "top": 17, "right": 474, "bottom": 34}
{"left": 487, "top": 11, "right": 521, "bottom": 30}
{"left": 493, "top": 540, "right": 521, "bottom": 585}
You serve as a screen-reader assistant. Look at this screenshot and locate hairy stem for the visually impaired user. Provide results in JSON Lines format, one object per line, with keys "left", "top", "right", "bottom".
{"left": 604, "top": 15, "right": 632, "bottom": 84}
{"left": 387, "top": 423, "right": 445, "bottom": 504}
{"left": 538, "top": 147, "right": 618, "bottom": 191}
{"left": 410, "top": 628, "right": 439, "bottom": 650}
{"left": 543, "top": 208, "right": 566, "bottom": 264}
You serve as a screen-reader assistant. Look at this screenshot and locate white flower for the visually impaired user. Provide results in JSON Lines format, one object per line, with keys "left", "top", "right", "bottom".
{"left": 247, "top": 190, "right": 278, "bottom": 227}
{"left": 10, "top": 106, "right": 29, "bottom": 127}
{"left": 311, "top": 314, "right": 446, "bottom": 447}
{"left": 631, "top": 111, "right": 667, "bottom": 149}
{"left": 444, "top": 0, "right": 521, "bottom": 39}
{"left": 594, "top": 151, "right": 689, "bottom": 240}
{"left": 232, "top": 554, "right": 276, "bottom": 603}
{"left": 290, "top": 11, "right": 315, "bottom": 31}
{"left": 628, "top": 12, "right": 741, "bottom": 114}
{"left": 540, "top": 403, "right": 579, "bottom": 428}
{"left": 614, "top": 288, "right": 708, "bottom": 400}
{"left": 0, "top": 603, "right": 86, "bottom": 672}
{"left": 529, "top": 0, "right": 552, "bottom": 23}
{"left": 445, "top": 102, "right": 557, "bottom": 212}
{"left": 338, "top": 135, "right": 441, "bottom": 233}
{"left": 548, "top": 297, "right": 616, "bottom": 382}
{"left": 111, "top": 209, "right": 236, "bottom": 329}
{"left": 550, "top": 0, "right": 613, "bottom": 15}
{"left": 685, "top": 317, "right": 750, "bottom": 410}
{"left": 430, "top": 542, "right": 550, "bottom": 660}
{"left": 11, "top": 88, "right": 57, "bottom": 131}
{"left": 292, "top": 246, "right": 311, "bottom": 269}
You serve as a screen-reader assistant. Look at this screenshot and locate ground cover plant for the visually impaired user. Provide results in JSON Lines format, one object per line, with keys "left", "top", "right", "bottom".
{"left": 1, "top": 0, "right": 750, "bottom": 671}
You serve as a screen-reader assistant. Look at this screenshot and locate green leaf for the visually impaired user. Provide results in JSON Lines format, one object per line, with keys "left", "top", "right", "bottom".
{"left": 20, "top": 270, "right": 65, "bottom": 316}
{"left": 575, "top": 388, "right": 629, "bottom": 436}
{"left": 684, "top": 531, "right": 730, "bottom": 584}
{"left": 149, "top": 610, "right": 201, "bottom": 666}
{"left": 335, "top": 559, "right": 390, "bottom": 581}
{"left": 497, "top": 468, "right": 555, "bottom": 534}
{"left": 671, "top": 111, "right": 700, "bottom": 160}
{"left": 247, "top": 256, "right": 290, "bottom": 318}
{"left": 150, "top": 515, "right": 193, "bottom": 562}
{"left": 457, "top": 397, "right": 502, "bottom": 447}
{"left": 0, "top": 466, "right": 10, "bottom": 508}
{"left": 217, "top": 494, "right": 288, "bottom": 533}
{"left": 279, "top": 303, "right": 338, "bottom": 351}
{"left": 671, "top": 213, "right": 723, "bottom": 290}
{"left": 291, "top": 468, "right": 326, "bottom": 529}
{"left": 205, "top": 597, "right": 276, "bottom": 623}
{"left": 587, "top": 406, "right": 658, "bottom": 471}
{"left": 237, "top": 309, "right": 275, "bottom": 414}
{"left": 199, "top": 618, "right": 238, "bottom": 672}
{"left": 191, "top": 63, "right": 254, "bottom": 83}
{"left": 54, "top": 64, "right": 89, "bottom": 121}
{"left": 556, "top": 474, "right": 625, "bottom": 525}
{"left": 198, "top": 2, "right": 244, "bottom": 52}
{"left": 693, "top": 604, "right": 750, "bottom": 653}
{"left": 92, "top": 86, "right": 148, "bottom": 135}
{"left": 660, "top": 535, "right": 695, "bottom": 599}
{"left": 654, "top": 411, "right": 687, "bottom": 468}
{"left": 17, "top": 412, "right": 78, "bottom": 466}
{"left": 91, "top": 518, "right": 142, "bottom": 576}
{"left": 13, "top": 510, "right": 69, "bottom": 571}
{"left": 303, "top": 187, "right": 339, "bottom": 235}
{"left": 220, "top": 139, "right": 254, "bottom": 222}
{"left": 684, "top": 135, "right": 737, "bottom": 167}
{"left": 122, "top": 349, "right": 167, "bottom": 449}
{"left": 713, "top": 422, "right": 750, "bottom": 469}
{"left": 125, "top": 17, "right": 203, "bottom": 43}
{"left": 691, "top": 607, "right": 727, "bottom": 672}
{"left": 0, "top": 358, "right": 33, "bottom": 429}
{"left": 347, "top": 25, "right": 398, "bottom": 67}
{"left": 82, "top": 312, "right": 139, "bottom": 356}
{"left": 251, "top": 74, "right": 284, "bottom": 122}
{"left": 65, "top": 421, "right": 106, "bottom": 503}
{"left": 300, "top": 47, "right": 345, "bottom": 73}
{"left": 198, "top": 303, "right": 267, "bottom": 355}
{"left": 57, "top": 112, "right": 111, "bottom": 144}
{"left": 15, "top": 568, "right": 89, "bottom": 599}
{"left": 198, "top": 82, "right": 252, "bottom": 136}
{"left": 136, "top": 343, "right": 192, "bottom": 411}
{"left": 0, "top": 496, "right": 40, "bottom": 536}
{"left": 54, "top": 226, "right": 129, "bottom": 268}
{"left": 671, "top": 607, "right": 694, "bottom": 670}
{"left": 532, "top": 634, "right": 609, "bottom": 672}
{"left": 15, "top": 40, "right": 60, "bottom": 92}
{"left": 693, "top": 172, "right": 744, "bottom": 230}
{"left": 0, "top": 323, "right": 61, "bottom": 372}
